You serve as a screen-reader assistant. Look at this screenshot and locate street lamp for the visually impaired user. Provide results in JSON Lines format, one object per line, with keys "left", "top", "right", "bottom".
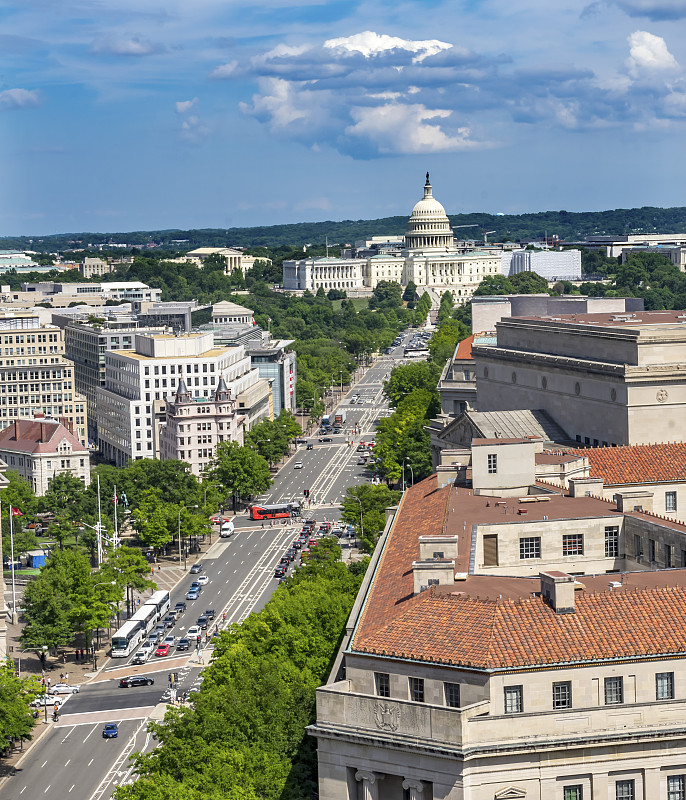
{"left": 353, "top": 495, "right": 364, "bottom": 544}
{"left": 178, "top": 505, "right": 199, "bottom": 570}
{"left": 404, "top": 458, "right": 414, "bottom": 488}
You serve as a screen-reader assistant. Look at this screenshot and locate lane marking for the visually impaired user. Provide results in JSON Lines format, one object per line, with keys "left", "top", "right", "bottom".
{"left": 41, "top": 761, "right": 47, "bottom": 768}
{"left": 83, "top": 724, "right": 97, "bottom": 743}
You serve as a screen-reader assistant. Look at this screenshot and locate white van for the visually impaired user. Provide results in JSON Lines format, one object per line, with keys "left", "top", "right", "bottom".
{"left": 220, "top": 520, "right": 234, "bottom": 538}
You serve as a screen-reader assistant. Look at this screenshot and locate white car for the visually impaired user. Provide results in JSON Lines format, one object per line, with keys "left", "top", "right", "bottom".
{"left": 31, "top": 694, "right": 66, "bottom": 708}
{"left": 196, "top": 575, "right": 209, "bottom": 586}
{"left": 49, "top": 683, "right": 80, "bottom": 695}
{"left": 294, "top": 461, "right": 304, "bottom": 469}
{"left": 187, "top": 625, "right": 201, "bottom": 640}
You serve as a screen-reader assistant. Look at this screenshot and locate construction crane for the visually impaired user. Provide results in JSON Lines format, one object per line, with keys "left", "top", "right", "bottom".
{"left": 453, "top": 224, "right": 478, "bottom": 230}
{"left": 483, "top": 230, "right": 496, "bottom": 244}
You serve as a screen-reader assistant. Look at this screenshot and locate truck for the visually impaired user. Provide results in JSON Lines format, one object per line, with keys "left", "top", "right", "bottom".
{"left": 321, "top": 414, "right": 330, "bottom": 427}
{"left": 334, "top": 409, "right": 347, "bottom": 426}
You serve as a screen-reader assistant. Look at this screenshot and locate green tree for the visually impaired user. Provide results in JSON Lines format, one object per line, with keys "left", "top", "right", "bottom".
{"left": 509, "top": 271, "right": 548, "bottom": 294}
{"left": 402, "top": 281, "right": 417, "bottom": 302}
{"left": 205, "top": 441, "right": 272, "bottom": 508}
{"left": 383, "top": 361, "right": 441, "bottom": 408}
{"left": 45, "top": 515, "right": 76, "bottom": 551}
{"left": 0, "top": 662, "right": 40, "bottom": 748}
{"left": 473, "top": 274, "right": 515, "bottom": 296}
{"left": 41, "top": 473, "right": 88, "bottom": 521}
{"left": 429, "top": 319, "right": 469, "bottom": 366}
{"left": 100, "top": 545, "right": 155, "bottom": 618}
{"left": 340, "top": 484, "right": 401, "bottom": 553}
{"left": 134, "top": 490, "right": 174, "bottom": 553}
{"left": 203, "top": 253, "right": 228, "bottom": 272}
{"left": 369, "top": 280, "right": 402, "bottom": 309}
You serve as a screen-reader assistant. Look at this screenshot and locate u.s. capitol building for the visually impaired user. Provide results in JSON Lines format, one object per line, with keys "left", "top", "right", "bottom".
{"left": 282, "top": 175, "right": 502, "bottom": 303}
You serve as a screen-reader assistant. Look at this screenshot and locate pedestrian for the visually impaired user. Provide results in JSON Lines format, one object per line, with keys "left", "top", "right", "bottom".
{"left": 62, "top": 653, "right": 66, "bottom": 664}
{"left": 60, "top": 673, "right": 64, "bottom": 682}
{"left": 46, "top": 677, "right": 51, "bottom": 688}
{"left": 65, "top": 672, "right": 69, "bottom": 682}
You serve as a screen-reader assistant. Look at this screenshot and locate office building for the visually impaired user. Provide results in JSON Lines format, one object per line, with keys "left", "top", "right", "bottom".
{"left": 501, "top": 248, "right": 582, "bottom": 281}
{"left": 246, "top": 339, "right": 297, "bottom": 415}
{"left": 97, "top": 332, "right": 270, "bottom": 466}
{"left": 158, "top": 376, "right": 245, "bottom": 477}
{"left": 211, "top": 301, "right": 255, "bottom": 326}
{"left": 79, "top": 257, "right": 115, "bottom": 279}
{"left": 0, "top": 414, "right": 90, "bottom": 495}
{"left": 312, "top": 437, "right": 686, "bottom": 800}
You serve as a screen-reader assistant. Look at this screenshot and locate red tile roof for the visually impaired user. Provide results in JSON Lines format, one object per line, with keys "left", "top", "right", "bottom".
{"left": 0, "top": 419, "right": 86, "bottom": 454}
{"left": 354, "top": 585, "right": 686, "bottom": 669}
{"left": 454, "top": 335, "right": 474, "bottom": 360}
{"left": 570, "top": 443, "right": 686, "bottom": 485}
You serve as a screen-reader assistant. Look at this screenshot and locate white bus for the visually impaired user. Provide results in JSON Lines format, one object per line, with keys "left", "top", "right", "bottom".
{"left": 144, "top": 590, "right": 170, "bottom": 621}
{"left": 129, "top": 604, "right": 157, "bottom": 636}
{"left": 111, "top": 620, "right": 145, "bottom": 657}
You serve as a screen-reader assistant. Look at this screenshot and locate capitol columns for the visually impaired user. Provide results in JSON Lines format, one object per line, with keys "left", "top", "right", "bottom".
{"left": 355, "top": 770, "right": 385, "bottom": 800}
{"left": 402, "top": 778, "right": 426, "bottom": 800}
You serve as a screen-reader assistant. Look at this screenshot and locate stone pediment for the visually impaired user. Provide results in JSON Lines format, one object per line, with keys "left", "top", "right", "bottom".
{"left": 494, "top": 789, "right": 526, "bottom": 799}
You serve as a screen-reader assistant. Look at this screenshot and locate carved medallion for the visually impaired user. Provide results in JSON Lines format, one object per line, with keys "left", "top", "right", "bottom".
{"left": 511, "top": 371, "right": 517, "bottom": 384}
{"left": 610, "top": 388, "right": 617, "bottom": 402}
{"left": 657, "top": 389, "right": 669, "bottom": 403}
{"left": 541, "top": 377, "right": 547, "bottom": 389}
{"left": 574, "top": 382, "right": 581, "bottom": 396}
{"left": 373, "top": 702, "right": 400, "bottom": 732}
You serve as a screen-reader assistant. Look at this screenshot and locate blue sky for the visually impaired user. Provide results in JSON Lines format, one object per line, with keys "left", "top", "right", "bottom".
{"left": 2, "top": 0, "right": 686, "bottom": 236}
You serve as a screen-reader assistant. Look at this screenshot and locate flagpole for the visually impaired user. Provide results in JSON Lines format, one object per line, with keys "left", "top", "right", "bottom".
{"left": 113, "top": 484, "right": 119, "bottom": 549}
{"left": 9, "top": 503, "right": 16, "bottom": 625}
{"left": 97, "top": 475, "right": 103, "bottom": 567}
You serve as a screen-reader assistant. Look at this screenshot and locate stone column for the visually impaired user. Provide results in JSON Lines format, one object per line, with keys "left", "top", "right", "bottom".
{"left": 355, "top": 770, "right": 384, "bottom": 800}
{"left": 403, "top": 778, "right": 425, "bottom": 800}
{"left": 591, "top": 772, "right": 609, "bottom": 798}
{"left": 644, "top": 768, "right": 659, "bottom": 798}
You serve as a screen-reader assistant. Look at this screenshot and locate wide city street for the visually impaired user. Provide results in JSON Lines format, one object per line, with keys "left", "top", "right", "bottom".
{"left": 0, "top": 335, "right": 414, "bottom": 800}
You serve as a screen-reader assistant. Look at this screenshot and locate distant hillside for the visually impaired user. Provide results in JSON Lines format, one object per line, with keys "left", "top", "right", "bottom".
{"left": 4, "top": 205, "right": 686, "bottom": 253}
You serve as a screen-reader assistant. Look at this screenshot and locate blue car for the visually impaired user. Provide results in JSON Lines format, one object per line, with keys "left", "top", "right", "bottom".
{"left": 186, "top": 589, "right": 200, "bottom": 600}
{"left": 102, "top": 723, "right": 118, "bottom": 739}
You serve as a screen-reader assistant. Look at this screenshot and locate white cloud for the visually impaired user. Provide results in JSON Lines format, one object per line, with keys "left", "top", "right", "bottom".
{"left": 345, "top": 104, "right": 485, "bottom": 155}
{"left": 627, "top": 30, "right": 679, "bottom": 76}
{"left": 180, "top": 114, "right": 210, "bottom": 143}
{"left": 175, "top": 97, "right": 198, "bottom": 114}
{"left": 92, "top": 35, "right": 162, "bottom": 56}
{"left": 240, "top": 77, "right": 328, "bottom": 131}
{"left": 323, "top": 31, "right": 452, "bottom": 63}
{"left": 0, "top": 88, "right": 41, "bottom": 110}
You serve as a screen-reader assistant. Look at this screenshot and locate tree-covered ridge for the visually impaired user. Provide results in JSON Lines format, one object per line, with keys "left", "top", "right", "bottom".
{"left": 5, "top": 205, "right": 686, "bottom": 252}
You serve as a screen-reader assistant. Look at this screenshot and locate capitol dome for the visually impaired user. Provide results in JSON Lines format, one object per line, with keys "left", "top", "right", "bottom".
{"left": 406, "top": 173, "right": 453, "bottom": 251}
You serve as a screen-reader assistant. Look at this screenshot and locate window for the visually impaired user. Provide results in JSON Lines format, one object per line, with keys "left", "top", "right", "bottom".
{"left": 604, "top": 676, "right": 623, "bottom": 705}
{"left": 487, "top": 453, "right": 497, "bottom": 474}
{"left": 553, "top": 681, "right": 572, "bottom": 709}
{"left": 634, "top": 534, "right": 643, "bottom": 557}
{"left": 444, "top": 682, "right": 460, "bottom": 708}
{"left": 605, "top": 526, "right": 619, "bottom": 558}
{"left": 666, "top": 491, "right": 677, "bottom": 512}
{"left": 615, "top": 780, "right": 634, "bottom": 800}
{"left": 563, "top": 534, "right": 584, "bottom": 556}
{"left": 649, "top": 539, "right": 657, "bottom": 562}
{"left": 409, "top": 677, "right": 424, "bottom": 703}
{"left": 520, "top": 537, "right": 541, "bottom": 559}
{"left": 666, "top": 544, "right": 674, "bottom": 568}
{"left": 656, "top": 672, "right": 674, "bottom": 701}
{"left": 564, "top": 787, "right": 583, "bottom": 800}
{"left": 668, "top": 775, "right": 685, "bottom": 800}
{"left": 374, "top": 672, "right": 390, "bottom": 698}
{"left": 504, "top": 685, "right": 523, "bottom": 714}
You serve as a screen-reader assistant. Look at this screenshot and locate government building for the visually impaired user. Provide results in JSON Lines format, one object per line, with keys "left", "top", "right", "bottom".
{"left": 283, "top": 175, "right": 501, "bottom": 303}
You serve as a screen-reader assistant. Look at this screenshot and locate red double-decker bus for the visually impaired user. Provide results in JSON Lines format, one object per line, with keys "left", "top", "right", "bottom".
{"left": 250, "top": 503, "right": 299, "bottom": 521}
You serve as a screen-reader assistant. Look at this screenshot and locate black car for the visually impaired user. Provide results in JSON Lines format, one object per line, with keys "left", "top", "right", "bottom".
{"left": 279, "top": 556, "right": 291, "bottom": 566}
{"left": 318, "top": 437, "right": 332, "bottom": 443}
{"left": 197, "top": 615, "right": 208, "bottom": 629}
{"left": 306, "top": 443, "right": 314, "bottom": 450}
{"left": 295, "top": 438, "right": 308, "bottom": 445}
{"left": 174, "top": 601, "right": 187, "bottom": 613}
{"left": 119, "top": 675, "right": 154, "bottom": 688}
{"left": 204, "top": 608, "right": 216, "bottom": 620}
{"left": 291, "top": 540, "right": 302, "bottom": 549}
{"left": 274, "top": 566, "right": 287, "bottom": 578}
{"left": 163, "top": 615, "right": 176, "bottom": 629}
{"left": 176, "top": 637, "right": 190, "bottom": 651}
{"left": 189, "top": 563, "right": 203, "bottom": 574}
{"left": 285, "top": 549, "right": 297, "bottom": 561}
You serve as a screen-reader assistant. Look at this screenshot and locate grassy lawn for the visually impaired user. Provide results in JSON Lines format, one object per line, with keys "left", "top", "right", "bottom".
{"left": 332, "top": 297, "right": 369, "bottom": 311}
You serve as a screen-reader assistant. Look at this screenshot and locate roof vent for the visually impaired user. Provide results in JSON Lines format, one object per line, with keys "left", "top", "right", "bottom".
{"left": 540, "top": 571, "right": 575, "bottom": 614}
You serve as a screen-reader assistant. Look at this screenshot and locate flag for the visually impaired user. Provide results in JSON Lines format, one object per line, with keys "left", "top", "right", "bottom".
{"left": 113, "top": 493, "right": 118, "bottom": 506}
{"left": 11, "top": 507, "right": 23, "bottom": 516}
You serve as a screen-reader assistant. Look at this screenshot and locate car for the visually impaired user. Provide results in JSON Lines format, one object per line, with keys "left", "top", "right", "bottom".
{"left": 174, "top": 601, "right": 187, "bottom": 613}
{"left": 102, "top": 723, "right": 119, "bottom": 739}
{"left": 187, "top": 625, "right": 201, "bottom": 640}
{"left": 319, "top": 437, "right": 332, "bottom": 443}
{"left": 31, "top": 694, "right": 65, "bottom": 708}
{"left": 333, "top": 427, "right": 341, "bottom": 434}
{"left": 153, "top": 623, "right": 166, "bottom": 637}
{"left": 176, "top": 637, "right": 190, "bottom": 651}
{"left": 186, "top": 589, "right": 200, "bottom": 600}
{"left": 274, "top": 566, "right": 286, "bottom": 578}
{"left": 295, "top": 438, "right": 308, "bottom": 445}
{"left": 357, "top": 458, "right": 367, "bottom": 466}
{"left": 189, "top": 563, "right": 203, "bottom": 574}
{"left": 197, "top": 615, "right": 208, "bottom": 629}
{"left": 292, "top": 540, "right": 302, "bottom": 549}
{"left": 132, "top": 650, "right": 149, "bottom": 665}
{"left": 294, "top": 461, "right": 303, "bottom": 469}
{"left": 285, "top": 548, "right": 297, "bottom": 561}
{"left": 147, "top": 629, "right": 164, "bottom": 644}
{"left": 163, "top": 635, "right": 177, "bottom": 647}
{"left": 119, "top": 675, "right": 154, "bottom": 688}
{"left": 196, "top": 575, "right": 209, "bottom": 586}
{"left": 309, "top": 538, "right": 318, "bottom": 547}
{"left": 49, "top": 683, "right": 80, "bottom": 695}
{"left": 155, "top": 643, "right": 170, "bottom": 657}
{"left": 279, "top": 556, "right": 290, "bottom": 566}
{"left": 163, "top": 615, "right": 176, "bottom": 629}
{"left": 385, "top": 348, "right": 393, "bottom": 355}
{"left": 306, "top": 443, "right": 314, "bottom": 450}
{"left": 190, "top": 581, "right": 202, "bottom": 592}
{"left": 204, "top": 608, "right": 216, "bottom": 619}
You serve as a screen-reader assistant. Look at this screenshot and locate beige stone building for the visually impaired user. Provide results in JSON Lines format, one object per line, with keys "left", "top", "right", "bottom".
{"left": 312, "top": 438, "right": 686, "bottom": 800}
{"left": 158, "top": 375, "right": 245, "bottom": 477}
{"left": 473, "top": 310, "right": 686, "bottom": 447}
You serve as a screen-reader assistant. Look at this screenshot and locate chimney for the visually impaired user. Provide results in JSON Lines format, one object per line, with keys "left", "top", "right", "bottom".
{"left": 419, "top": 535, "right": 458, "bottom": 561}
{"left": 412, "top": 559, "right": 455, "bottom": 595}
{"left": 540, "top": 571, "right": 575, "bottom": 614}
{"left": 41, "top": 422, "right": 46, "bottom": 443}
{"left": 569, "top": 477, "right": 604, "bottom": 497}
{"left": 13, "top": 420, "right": 18, "bottom": 439}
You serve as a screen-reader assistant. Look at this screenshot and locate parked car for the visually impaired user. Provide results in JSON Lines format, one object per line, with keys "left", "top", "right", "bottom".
{"left": 176, "top": 637, "right": 190, "bottom": 651}
{"left": 102, "top": 723, "right": 119, "bottom": 739}
{"left": 119, "top": 675, "right": 154, "bottom": 688}
{"left": 155, "top": 643, "right": 170, "bottom": 657}
{"left": 189, "top": 563, "right": 203, "bottom": 574}
{"left": 49, "top": 683, "right": 80, "bottom": 695}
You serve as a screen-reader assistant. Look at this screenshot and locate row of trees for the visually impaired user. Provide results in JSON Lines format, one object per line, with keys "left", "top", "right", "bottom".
{"left": 115, "top": 538, "right": 364, "bottom": 800}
